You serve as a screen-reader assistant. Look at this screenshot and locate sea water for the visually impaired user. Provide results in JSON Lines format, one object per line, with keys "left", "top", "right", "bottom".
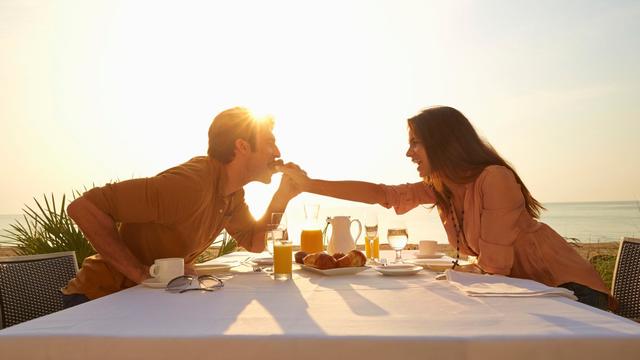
{"left": 288, "top": 201, "right": 640, "bottom": 245}
{"left": 1, "top": 201, "right": 638, "bottom": 246}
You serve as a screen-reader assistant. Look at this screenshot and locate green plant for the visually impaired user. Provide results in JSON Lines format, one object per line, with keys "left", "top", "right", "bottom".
{"left": 0, "top": 193, "right": 96, "bottom": 268}
{"left": 564, "top": 236, "right": 582, "bottom": 247}
{"left": 195, "top": 231, "right": 238, "bottom": 263}
{"left": 590, "top": 254, "right": 616, "bottom": 290}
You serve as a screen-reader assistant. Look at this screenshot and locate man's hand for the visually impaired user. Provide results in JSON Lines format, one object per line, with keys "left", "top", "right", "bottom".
{"left": 67, "top": 197, "right": 151, "bottom": 284}
{"left": 185, "top": 263, "right": 197, "bottom": 276}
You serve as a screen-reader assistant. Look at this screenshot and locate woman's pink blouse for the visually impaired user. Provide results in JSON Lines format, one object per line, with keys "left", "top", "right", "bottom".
{"left": 380, "top": 165, "right": 608, "bottom": 295}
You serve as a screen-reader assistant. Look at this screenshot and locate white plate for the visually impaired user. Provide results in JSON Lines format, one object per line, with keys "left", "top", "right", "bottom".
{"left": 252, "top": 257, "right": 274, "bottom": 266}
{"left": 194, "top": 263, "right": 232, "bottom": 276}
{"left": 300, "top": 265, "right": 369, "bottom": 276}
{"left": 374, "top": 264, "right": 422, "bottom": 276}
{"left": 415, "top": 253, "right": 445, "bottom": 259}
{"left": 141, "top": 278, "right": 168, "bottom": 289}
{"left": 407, "top": 258, "right": 468, "bottom": 272}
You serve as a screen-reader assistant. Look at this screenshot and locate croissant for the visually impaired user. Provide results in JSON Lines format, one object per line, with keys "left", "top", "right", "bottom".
{"left": 332, "top": 252, "right": 345, "bottom": 260}
{"left": 336, "top": 250, "right": 367, "bottom": 268}
{"left": 294, "top": 251, "right": 308, "bottom": 264}
{"left": 303, "top": 252, "right": 337, "bottom": 270}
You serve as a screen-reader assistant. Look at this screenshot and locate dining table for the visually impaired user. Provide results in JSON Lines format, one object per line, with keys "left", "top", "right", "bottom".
{"left": 1, "top": 250, "right": 639, "bottom": 360}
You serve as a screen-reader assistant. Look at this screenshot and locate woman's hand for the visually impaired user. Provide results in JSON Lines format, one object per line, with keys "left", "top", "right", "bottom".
{"left": 277, "top": 162, "right": 310, "bottom": 191}
{"left": 454, "top": 263, "right": 485, "bottom": 274}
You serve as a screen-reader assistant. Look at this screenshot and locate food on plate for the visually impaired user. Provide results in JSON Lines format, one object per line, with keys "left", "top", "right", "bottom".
{"left": 336, "top": 250, "right": 367, "bottom": 268}
{"left": 294, "top": 251, "right": 308, "bottom": 264}
{"left": 302, "top": 250, "right": 366, "bottom": 269}
{"left": 303, "top": 252, "right": 337, "bottom": 270}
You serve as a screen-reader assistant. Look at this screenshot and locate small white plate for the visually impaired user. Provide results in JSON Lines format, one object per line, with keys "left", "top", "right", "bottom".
{"left": 194, "top": 263, "right": 232, "bottom": 276}
{"left": 141, "top": 278, "right": 168, "bottom": 289}
{"left": 374, "top": 264, "right": 422, "bottom": 276}
{"left": 300, "top": 265, "right": 369, "bottom": 276}
{"left": 407, "top": 258, "right": 468, "bottom": 272}
{"left": 252, "top": 257, "right": 274, "bottom": 266}
{"left": 415, "top": 253, "right": 445, "bottom": 259}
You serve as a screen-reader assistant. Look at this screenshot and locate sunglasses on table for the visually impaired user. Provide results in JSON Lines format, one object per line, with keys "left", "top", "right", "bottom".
{"left": 165, "top": 275, "right": 224, "bottom": 293}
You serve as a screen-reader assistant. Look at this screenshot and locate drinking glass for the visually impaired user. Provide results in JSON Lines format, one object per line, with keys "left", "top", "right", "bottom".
{"left": 270, "top": 212, "right": 287, "bottom": 232}
{"left": 387, "top": 222, "right": 408, "bottom": 263}
{"left": 364, "top": 211, "right": 379, "bottom": 262}
{"left": 272, "top": 238, "right": 293, "bottom": 280}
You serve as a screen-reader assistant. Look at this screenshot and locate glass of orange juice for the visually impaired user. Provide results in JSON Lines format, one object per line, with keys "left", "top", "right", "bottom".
{"left": 272, "top": 236, "right": 293, "bottom": 280}
{"left": 364, "top": 211, "right": 379, "bottom": 262}
{"left": 300, "top": 203, "right": 324, "bottom": 253}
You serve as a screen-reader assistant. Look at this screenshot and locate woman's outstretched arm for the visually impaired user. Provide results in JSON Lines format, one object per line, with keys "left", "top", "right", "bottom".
{"left": 278, "top": 164, "right": 386, "bottom": 205}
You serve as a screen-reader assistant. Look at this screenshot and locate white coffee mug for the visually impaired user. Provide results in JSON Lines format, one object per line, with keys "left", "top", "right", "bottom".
{"left": 149, "top": 258, "right": 184, "bottom": 283}
{"left": 419, "top": 240, "right": 438, "bottom": 256}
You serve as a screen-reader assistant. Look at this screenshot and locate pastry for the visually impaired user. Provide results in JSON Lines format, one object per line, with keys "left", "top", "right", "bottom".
{"left": 303, "top": 252, "right": 337, "bottom": 270}
{"left": 294, "top": 251, "right": 308, "bottom": 264}
{"left": 336, "top": 250, "right": 367, "bottom": 268}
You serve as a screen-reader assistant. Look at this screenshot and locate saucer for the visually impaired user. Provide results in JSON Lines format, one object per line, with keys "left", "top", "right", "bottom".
{"left": 252, "top": 257, "right": 274, "bottom": 266}
{"left": 194, "top": 263, "right": 232, "bottom": 276}
{"left": 374, "top": 264, "right": 422, "bottom": 276}
{"left": 415, "top": 253, "right": 445, "bottom": 259}
{"left": 407, "top": 258, "right": 469, "bottom": 272}
{"left": 141, "top": 278, "right": 168, "bottom": 289}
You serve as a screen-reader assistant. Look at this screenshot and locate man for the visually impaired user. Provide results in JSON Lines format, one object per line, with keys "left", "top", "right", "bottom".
{"left": 63, "top": 107, "right": 300, "bottom": 307}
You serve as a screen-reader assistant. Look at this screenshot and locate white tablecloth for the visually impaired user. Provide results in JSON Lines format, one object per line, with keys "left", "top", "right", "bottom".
{"left": 1, "top": 251, "right": 639, "bottom": 360}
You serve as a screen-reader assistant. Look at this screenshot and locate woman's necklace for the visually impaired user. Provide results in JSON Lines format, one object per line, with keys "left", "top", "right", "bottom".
{"left": 448, "top": 196, "right": 466, "bottom": 269}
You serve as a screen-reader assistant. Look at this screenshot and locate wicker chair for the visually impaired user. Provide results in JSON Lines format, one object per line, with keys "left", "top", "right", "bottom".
{"left": 611, "top": 237, "right": 640, "bottom": 320}
{"left": 0, "top": 251, "right": 78, "bottom": 329}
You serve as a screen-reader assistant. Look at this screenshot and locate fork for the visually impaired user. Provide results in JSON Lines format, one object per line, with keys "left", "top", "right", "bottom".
{"left": 238, "top": 257, "right": 255, "bottom": 267}
{"left": 372, "top": 258, "right": 389, "bottom": 267}
{"left": 253, "top": 265, "right": 273, "bottom": 273}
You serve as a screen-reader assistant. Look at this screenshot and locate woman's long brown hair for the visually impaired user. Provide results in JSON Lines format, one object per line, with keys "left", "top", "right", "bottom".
{"left": 408, "top": 106, "right": 545, "bottom": 219}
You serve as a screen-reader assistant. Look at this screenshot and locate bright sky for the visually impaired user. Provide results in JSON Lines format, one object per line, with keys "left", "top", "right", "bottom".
{"left": 1, "top": 0, "right": 639, "bottom": 217}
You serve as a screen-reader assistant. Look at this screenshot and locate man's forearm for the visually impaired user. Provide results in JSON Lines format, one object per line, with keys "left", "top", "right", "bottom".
{"left": 67, "top": 197, "right": 149, "bottom": 283}
{"left": 246, "top": 189, "right": 294, "bottom": 252}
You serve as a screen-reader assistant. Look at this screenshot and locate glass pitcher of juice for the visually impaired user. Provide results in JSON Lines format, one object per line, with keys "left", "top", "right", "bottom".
{"left": 300, "top": 203, "right": 324, "bottom": 253}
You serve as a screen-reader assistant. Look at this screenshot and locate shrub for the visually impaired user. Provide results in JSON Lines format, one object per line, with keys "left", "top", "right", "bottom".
{"left": 0, "top": 193, "right": 95, "bottom": 268}
{"left": 590, "top": 254, "right": 616, "bottom": 290}
{"left": 195, "top": 231, "right": 237, "bottom": 263}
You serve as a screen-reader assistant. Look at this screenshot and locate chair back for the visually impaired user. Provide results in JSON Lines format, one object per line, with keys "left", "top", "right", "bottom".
{"left": 611, "top": 237, "right": 640, "bottom": 319}
{"left": 0, "top": 251, "right": 78, "bottom": 329}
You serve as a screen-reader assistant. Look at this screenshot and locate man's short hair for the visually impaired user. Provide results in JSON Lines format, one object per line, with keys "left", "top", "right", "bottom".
{"left": 207, "top": 107, "right": 274, "bottom": 164}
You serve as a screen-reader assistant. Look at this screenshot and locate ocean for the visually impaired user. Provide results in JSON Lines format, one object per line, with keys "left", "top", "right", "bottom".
{"left": 1, "top": 201, "right": 638, "bottom": 246}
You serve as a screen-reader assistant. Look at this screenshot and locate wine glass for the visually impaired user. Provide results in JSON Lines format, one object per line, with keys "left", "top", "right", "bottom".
{"left": 265, "top": 212, "right": 287, "bottom": 255}
{"left": 387, "top": 221, "right": 408, "bottom": 263}
{"left": 364, "top": 211, "right": 379, "bottom": 262}
{"left": 270, "top": 212, "right": 287, "bottom": 231}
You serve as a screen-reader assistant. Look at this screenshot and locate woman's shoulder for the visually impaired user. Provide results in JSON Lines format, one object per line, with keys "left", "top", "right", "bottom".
{"left": 475, "top": 165, "right": 518, "bottom": 190}
{"left": 474, "top": 165, "right": 524, "bottom": 207}
{"left": 478, "top": 165, "right": 515, "bottom": 181}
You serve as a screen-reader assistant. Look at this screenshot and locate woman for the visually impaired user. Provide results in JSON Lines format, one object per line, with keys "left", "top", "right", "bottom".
{"left": 280, "top": 106, "right": 610, "bottom": 310}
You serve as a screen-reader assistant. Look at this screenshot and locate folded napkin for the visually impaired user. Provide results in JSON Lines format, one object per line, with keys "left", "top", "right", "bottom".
{"left": 445, "top": 270, "right": 577, "bottom": 300}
